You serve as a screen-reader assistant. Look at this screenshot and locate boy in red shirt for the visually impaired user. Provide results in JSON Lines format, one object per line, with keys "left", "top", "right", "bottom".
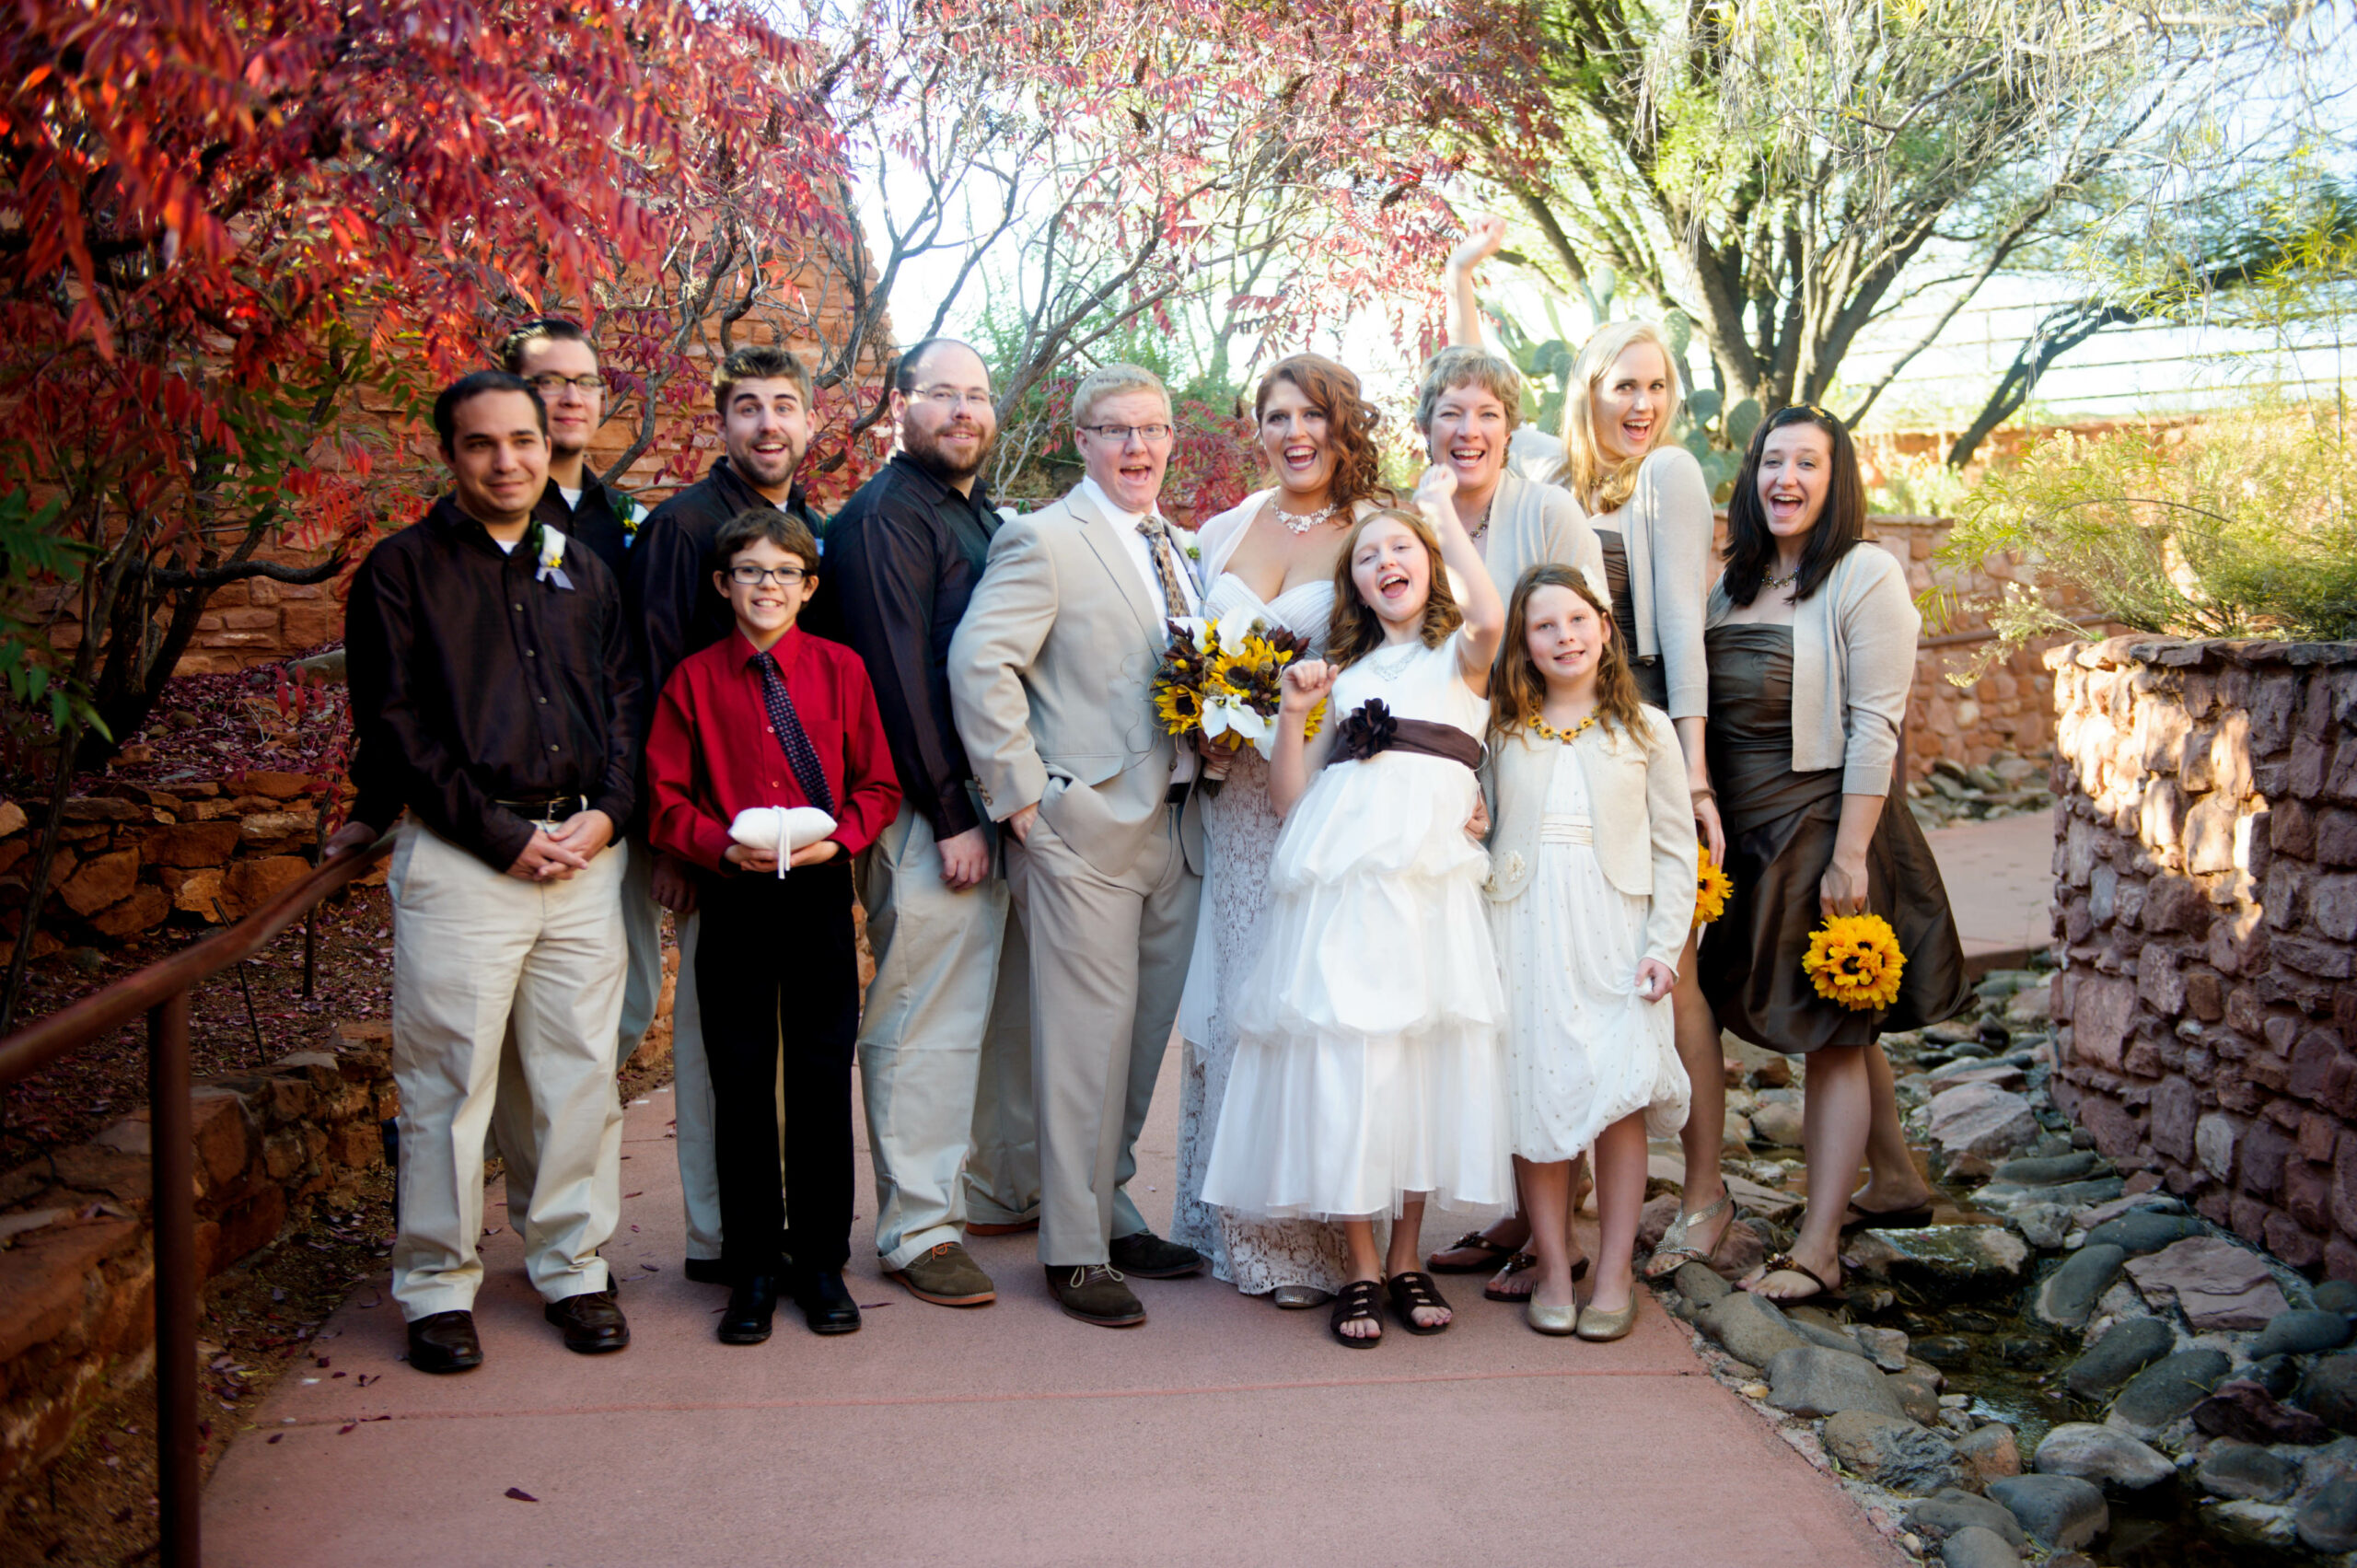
{"left": 644, "top": 507, "right": 900, "bottom": 1342}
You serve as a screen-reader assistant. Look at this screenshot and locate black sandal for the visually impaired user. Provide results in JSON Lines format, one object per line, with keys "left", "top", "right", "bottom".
{"left": 1426, "top": 1230, "right": 1515, "bottom": 1274}
{"left": 1329, "top": 1279, "right": 1384, "bottom": 1348}
{"left": 1385, "top": 1271, "right": 1454, "bottom": 1335}
{"left": 1745, "top": 1251, "right": 1848, "bottom": 1307}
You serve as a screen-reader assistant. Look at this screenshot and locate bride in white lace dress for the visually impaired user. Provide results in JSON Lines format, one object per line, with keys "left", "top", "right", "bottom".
{"left": 1169, "top": 354, "right": 1387, "bottom": 1307}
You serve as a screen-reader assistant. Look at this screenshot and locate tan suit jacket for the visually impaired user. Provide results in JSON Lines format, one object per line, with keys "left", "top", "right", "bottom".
{"left": 948, "top": 486, "right": 1204, "bottom": 879}
{"left": 1480, "top": 707, "right": 1698, "bottom": 970}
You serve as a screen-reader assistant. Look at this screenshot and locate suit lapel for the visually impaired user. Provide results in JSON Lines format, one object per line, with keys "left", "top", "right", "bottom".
{"left": 1066, "top": 486, "right": 1161, "bottom": 639}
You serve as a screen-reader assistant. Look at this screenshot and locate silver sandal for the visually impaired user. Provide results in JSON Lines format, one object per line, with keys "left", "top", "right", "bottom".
{"left": 1642, "top": 1191, "right": 1735, "bottom": 1280}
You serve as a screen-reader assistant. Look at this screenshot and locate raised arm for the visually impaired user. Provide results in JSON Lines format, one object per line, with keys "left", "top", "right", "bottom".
{"left": 1416, "top": 465, "right": 1504, "bottom": 688}
{"left": 1444, "top": 215, "right": 1506, "bottom": 349}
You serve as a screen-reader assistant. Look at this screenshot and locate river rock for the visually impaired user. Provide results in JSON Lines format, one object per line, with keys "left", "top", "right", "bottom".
{"left": 1979, "top": 1178, "right": 2124, "bottom": 1213}
{"left": 1766, "top": 1345, "right": 1904, "bottom": 1419}
{"left": 2108, "top": 1348, "right": 2232, "bottom": 1437}
{"left": 1906, "top": 1488, "right": 2028, "bottom": 1549}
{"left": 1987, "top": 1474, "right": 2109, "bottom": 1551}
{"left": 1852, "top": 1325, "right": 1910, "bottom": 1371}
{"left": 2302, "top": 1353, "right": 2357, "bottom": 1431}
{"left": 1956, "top": 1423, "right": 2023, "bottom": 1484}
{"left": 1889, "top": 1365, "right": 1945, "bottom": 1424}
{"left": 2249, "top": 1354, "right": 2299, "bottom": 1398}
{"left": 2195, "top": 1440, "right": 2300, "bottom": 1502}
{"left": 1848, "top": 1225, "right": 2029, "bottom": 1295}
{"left": 1991, "top": 1150, "right": 2099, "bottom": 1186}
{"left": 1673, "top": 1259, "right": 1733, "bottom": 1307}
{"left": 2122, "top": 1236, "right": 2292, "bottom": 1330}
{"left": 2316, "top": 1280, "right": 2357, "bottom": 1314}
{"left": 2298, "top": 1474, "right": 2357, "bottom": 1553}
{"left": 2012, "top": 1203, "right": 2073, "bottom": 1251}
{"left": 2209, "top": 1499, "right": 2298, "bottom": 1548}
{"left": 2033, "top": 1423, "right": 2175, "bottom": 1490}
{"left": 2252, "top": 1308, "right": 2354, "bottom": 1359}
{"left": 1821, "top": 1410, "right": 1969, "bottom": 1493}
{"left": 1939, "top": 1526, "right": 2023, "bottom": 1568}
{"left": 1928, "top": 1083, "right": 2040, "bottom": 1160}
{"left": 2034, "top": 1244, "right": 2127, "bottom": 1328}
{"left": 1699, "top": 1290, "right": 1806, "bottom": 1367}
{"left": 1929, "top": 1061, "right": 2028, "bottom": 1093}
{"left": 2194, "top": 1380, "right": 2332, "bottom": 1446}
{"left": 1748, "top": 1098, "right": 1805, "bottom": 1146}
{"left": 1790, "top": 1316, "right": 1874, "bottom": 1358}
{"left": 2064, "top": 1316, "right": 2175, "bottom": 1398}
{"left": 2081, "top": 1210, "right": 2204, "bottom": 1256}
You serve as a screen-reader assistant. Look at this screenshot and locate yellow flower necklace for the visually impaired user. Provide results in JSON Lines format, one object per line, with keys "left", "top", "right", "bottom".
{"left": 1527, "top": 709, "right": 1599, "bottom": 745}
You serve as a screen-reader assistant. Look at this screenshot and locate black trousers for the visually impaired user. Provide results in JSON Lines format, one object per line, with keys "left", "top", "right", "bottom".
{"left": 695, "top": 857, "right": 858, "bottom": 1280}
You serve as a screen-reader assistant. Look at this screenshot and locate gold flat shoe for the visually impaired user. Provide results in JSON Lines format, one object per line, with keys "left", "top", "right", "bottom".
{"left": 1575, "top": 1298, "right": 1639, "bottom": 1342}
{"left": 1271, "top": 1285, "right": 1332, "bottom": 1310}
{"left": 1525, "top": 1298, "right": 1579, "bottom": 1336}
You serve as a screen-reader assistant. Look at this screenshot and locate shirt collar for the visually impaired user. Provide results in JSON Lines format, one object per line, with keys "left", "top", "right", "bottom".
{"left": 1078, "top": 474, "right": 1162, "bottom": 532}
{"left": 737, "top": 624, "right": 804, "bottom": 677}
{"left": 428, "top": 494, "right": 530, "bottom": 558}
{"left": 888, "top": 450, "right": 993, "bottom": 517}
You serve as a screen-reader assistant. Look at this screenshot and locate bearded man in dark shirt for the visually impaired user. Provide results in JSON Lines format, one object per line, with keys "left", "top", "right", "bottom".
{"left": 330, "top": 371, "right": 638, "bottom": 1373}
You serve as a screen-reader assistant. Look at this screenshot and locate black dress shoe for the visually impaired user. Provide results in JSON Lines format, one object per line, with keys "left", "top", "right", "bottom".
{"left": 684, "top": 1256, "right": 730, "bottom": 1285}
{"left": 792, "top": 1269, "right": 862, "bottom": 1336}
{"left": 718, "top": 1277, "right": 778, "bottom": 1345}
{"left": 1109, "top": 1229, "right": 1203, "bottom": 1279}
{"left": 406, "top": 1309, "right": 483, "bottom": 1374}
{"left": 544, "top": 1287, "right": 631, "bottom": 1353}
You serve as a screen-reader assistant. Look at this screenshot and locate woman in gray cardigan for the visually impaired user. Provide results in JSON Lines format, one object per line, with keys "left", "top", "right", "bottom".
{"left": 1700, "top": 405, "right": 1970, "bottom": 1307}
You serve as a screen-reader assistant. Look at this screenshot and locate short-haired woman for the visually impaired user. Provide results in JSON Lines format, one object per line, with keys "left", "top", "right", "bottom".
{"left": 1702, "top": 406, "right": 1970, "bottom": 1306}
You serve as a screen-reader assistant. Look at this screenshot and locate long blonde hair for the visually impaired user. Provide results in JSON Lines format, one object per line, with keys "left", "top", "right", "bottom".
{"left": 1559, "top": 319, "right": 1685, "bottom": 512}
{"left": 1488, "top": 565, "right": 1647, "bottom": 743}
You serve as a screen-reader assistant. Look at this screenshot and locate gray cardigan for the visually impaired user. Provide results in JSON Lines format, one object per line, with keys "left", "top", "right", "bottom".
{"left": 1705, "top": 541, "right": 1918, "bottom": 797}
{"left": 1480, "top": 470, "right": 1603, "bottom": 607}
{"left": 1596, "top": 448, "right": 1714, "bottom": 721}
{"left": 1480, "top": 708, "right": 1698, "bottom": 971}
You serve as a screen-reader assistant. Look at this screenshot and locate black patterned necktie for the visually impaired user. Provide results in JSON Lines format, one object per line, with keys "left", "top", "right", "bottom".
{"left": 1135, "top": 516, "right": 1192, "bottom": 615}
{"left": 754, "top": 650, "right": 836, "bottom": 817}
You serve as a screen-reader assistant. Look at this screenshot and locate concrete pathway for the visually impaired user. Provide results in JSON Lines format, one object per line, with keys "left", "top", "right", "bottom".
{"left": 203, "top": 1054, "right": 1904, "bottom": 1568}
{"left": 1925, "top": 810, "right": 2055, "bottom": 973}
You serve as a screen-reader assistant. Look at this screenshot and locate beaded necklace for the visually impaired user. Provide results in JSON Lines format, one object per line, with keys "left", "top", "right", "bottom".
{"left": 1527, "top": 709, "right": 1599, "bottom": 744}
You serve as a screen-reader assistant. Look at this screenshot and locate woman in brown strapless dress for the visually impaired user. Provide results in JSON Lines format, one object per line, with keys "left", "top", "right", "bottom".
{"left": 1699, "top": 405, "right": 1970, "bottom": 1307}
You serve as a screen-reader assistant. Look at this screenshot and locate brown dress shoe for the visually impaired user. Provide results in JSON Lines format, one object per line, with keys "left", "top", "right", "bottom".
{"left": 888, "top": 1241, "right": 997, "bottom": 1306}
{"left": 406, "top": 1310, "right": 483, "bottom": 1374}
{"left": 1044, "top": 1264, "right": 1145, "bottom": 1328}
{"left": 545, "top": 1287, "right": 631, "bottom": 1353}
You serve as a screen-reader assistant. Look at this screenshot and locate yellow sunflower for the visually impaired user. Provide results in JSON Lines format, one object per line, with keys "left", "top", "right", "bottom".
{"left": 1153, "top": 681, "right": 1204, "bottom": 736}
{"left": 1694, "top": 843, "right": 1732, "bottom": 925}
{"left": 1803, "top": 912, "right": 1907, "bottom": 1012}
{"left": 1303, "top": 697, "right": 1327, "bottom": 740}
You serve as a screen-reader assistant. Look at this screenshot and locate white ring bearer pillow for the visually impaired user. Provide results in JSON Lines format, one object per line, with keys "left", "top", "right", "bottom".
{"left": 727, "top": 806, "right": 836, "bottom": 877}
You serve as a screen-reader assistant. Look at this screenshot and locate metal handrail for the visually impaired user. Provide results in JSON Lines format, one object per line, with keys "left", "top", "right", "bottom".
{"left": 0, "top": 830, "right": 393, "bottom": 1568}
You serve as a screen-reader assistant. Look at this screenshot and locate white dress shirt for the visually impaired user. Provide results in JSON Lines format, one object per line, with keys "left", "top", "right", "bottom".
{"left": 1080, "top": 475, "right": 1198, "bottom": 784}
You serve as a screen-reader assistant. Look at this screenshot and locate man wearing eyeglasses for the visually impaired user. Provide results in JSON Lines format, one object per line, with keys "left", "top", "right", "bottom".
{"left": 625, "top": 343, "right": 829, "bottom": 1284}
{"left": 815, "top": 338, "right": 1033, "bottom": 1313}
{"left": 502, "top": 318, "right": 645, "bottom": 579}
{"left": 949, "top": 363, "right": 1208, "bottom": 1327}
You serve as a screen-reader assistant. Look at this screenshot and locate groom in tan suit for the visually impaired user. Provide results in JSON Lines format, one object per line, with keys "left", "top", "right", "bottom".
{"left": 949, "top": 364, "right": 1207, "bottom": 1327}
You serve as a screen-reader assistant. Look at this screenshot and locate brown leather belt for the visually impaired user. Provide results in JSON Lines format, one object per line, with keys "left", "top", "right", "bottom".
{"left": 1333, "top": 700, "right": 1481, "bottom": 771}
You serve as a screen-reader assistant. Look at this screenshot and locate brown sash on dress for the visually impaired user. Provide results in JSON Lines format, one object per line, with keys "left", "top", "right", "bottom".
{"left": 1333, "top": 699, "right": 1482, "bottom": 771}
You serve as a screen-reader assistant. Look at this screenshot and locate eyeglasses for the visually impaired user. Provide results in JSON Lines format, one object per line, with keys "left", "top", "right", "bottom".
{"left": 911, "top": 387, "right": 993, "bottom": 410}
{"left": 528, "top": 374, "right": 607, "bottom": 396}
{"left": 1080, "top": 423, "right": 1175, "bottom": 444}
{"left": 727, "top": 565, "right": 807, "bottom": 587}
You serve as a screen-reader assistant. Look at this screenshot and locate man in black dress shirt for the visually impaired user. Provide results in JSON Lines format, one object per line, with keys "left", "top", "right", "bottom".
{"left": 331, "top": 370, "right": 638, "bottom": 1374}
{"left": 624, "top": 343, "right": 826, "bottom": 1282}
{"left": 822, "top": 339, "right": 1034, "bottom": 1310}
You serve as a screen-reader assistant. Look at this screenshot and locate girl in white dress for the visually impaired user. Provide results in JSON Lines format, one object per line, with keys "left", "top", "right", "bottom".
{"left": 1481, "top": 566, "right": 1696, "bottom": 1339}
{"left": 1201, "top": 468, "right": 1512, "bottom": 1347}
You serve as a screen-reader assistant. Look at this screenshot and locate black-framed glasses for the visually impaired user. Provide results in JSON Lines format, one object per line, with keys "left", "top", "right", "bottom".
{"left": 727, "top": 565, "right": 807, "bottom": 587}
{"left": 528, "top": 373, "right": 607, "bottom": 396}
{"left": 1081, "top": 422, "right": 1175, "bottom": 444}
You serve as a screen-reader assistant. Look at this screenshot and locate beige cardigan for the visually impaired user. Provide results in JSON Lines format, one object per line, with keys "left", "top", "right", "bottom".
{"left": 1594, "top": 448, "right": 1714, "bottom": 721}
{"left": 1479, "top": 470, "right": 1603, "bottom": 607}
{"left": 1705, "top": 541, "right": 1918, "bottom": 797}
{"left": 1480, "top": 708, "right": 1698, "bottom": 971}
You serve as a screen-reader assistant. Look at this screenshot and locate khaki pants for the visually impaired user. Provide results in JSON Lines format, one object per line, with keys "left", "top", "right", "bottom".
{"left": 856, "top": 805, "right": 1036, "bottom": 1272}
{"left": 388, "top": 819, "right": 624, "bottom": 1319}
{"left": 1006, "top": 802, "right": 1200, "bottom": 1268}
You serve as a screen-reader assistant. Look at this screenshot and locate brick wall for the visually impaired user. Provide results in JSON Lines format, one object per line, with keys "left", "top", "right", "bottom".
{"left": 2046, "top": 634, "right": 2357, "bottom": 1277}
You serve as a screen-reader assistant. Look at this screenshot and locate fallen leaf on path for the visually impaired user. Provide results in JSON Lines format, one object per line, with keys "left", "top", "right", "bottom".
{"left": 505, "top": 1488, "right": 538, "bottom": 1503}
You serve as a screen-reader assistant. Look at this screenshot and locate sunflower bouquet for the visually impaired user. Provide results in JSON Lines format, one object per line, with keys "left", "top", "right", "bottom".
{"left": 1803, "top": 912, "right": 1907, "bottom": 1012}
{"left": 1153, "top": 616, "right": 1317, "bottom": 758}
{"left": 1693, "top": 843, "right": 1732, "bottom": 925}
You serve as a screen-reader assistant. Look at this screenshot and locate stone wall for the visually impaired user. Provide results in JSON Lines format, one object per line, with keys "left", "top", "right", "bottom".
{"left": 2046, "top": 635, "right": 2357, "bottom": 1277}
{"left": 0, "top": 772, "right": 366, "bottom": 962}
{"left": 0, "top": 1022, "right": 397, "bottom": 1497}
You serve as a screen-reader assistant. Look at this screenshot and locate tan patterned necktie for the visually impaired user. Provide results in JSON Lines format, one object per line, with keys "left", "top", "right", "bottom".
{"left": 1135, "top": 516, "right": 1192, "bottom": 615}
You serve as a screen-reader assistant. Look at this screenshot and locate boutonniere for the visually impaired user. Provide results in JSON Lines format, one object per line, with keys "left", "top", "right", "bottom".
{"left": 538, "top": 523, "right": 576, "bottom": 590}
{"left": 617, "top": 495, "right": 643, "bottom": 546}
{"left": 1184, "top": 541, "right": 1201, "bottom": 562}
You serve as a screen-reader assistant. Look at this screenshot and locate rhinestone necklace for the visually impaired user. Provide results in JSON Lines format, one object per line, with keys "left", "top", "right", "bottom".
{"left": 1274, "top": 499, "right": 1343, "bottom": 535}
{"left": 1365, "top": 641, "right": 1422, "bottom": 681}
